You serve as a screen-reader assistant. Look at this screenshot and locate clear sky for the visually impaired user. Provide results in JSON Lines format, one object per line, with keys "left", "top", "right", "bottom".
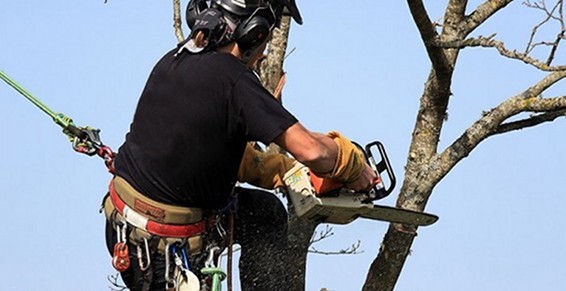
{"left": 1, "top": 1, "right": 565, "bottom": 291}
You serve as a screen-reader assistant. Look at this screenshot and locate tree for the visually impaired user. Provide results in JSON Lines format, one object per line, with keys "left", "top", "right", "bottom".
{"left": 170, "top": 1, "right": 565, "bottom": 290}
{"left": 363, "top": 1, "right": 565, "bottom": 290}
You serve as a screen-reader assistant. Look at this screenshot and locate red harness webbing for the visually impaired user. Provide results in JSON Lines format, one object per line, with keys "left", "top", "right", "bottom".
{"left": 109, "top": 181, "right": 208, "bottom": 238}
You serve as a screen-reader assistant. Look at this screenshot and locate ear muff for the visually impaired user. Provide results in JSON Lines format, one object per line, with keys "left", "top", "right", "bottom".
{"left": 186, "top": 0, "right": 210, "bottom": 30}
{"left": 233, "top": 15, "right": 271, "bottom": 51}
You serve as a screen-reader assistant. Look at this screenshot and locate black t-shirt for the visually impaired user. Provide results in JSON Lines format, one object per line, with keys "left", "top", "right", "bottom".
{"left": 114, "top": 48, "right": 297, "bottom": 209}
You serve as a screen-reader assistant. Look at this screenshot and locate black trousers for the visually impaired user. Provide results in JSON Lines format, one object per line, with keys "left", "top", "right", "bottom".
{"left": 105, "top": 187, "right": 289, "bottom": 291}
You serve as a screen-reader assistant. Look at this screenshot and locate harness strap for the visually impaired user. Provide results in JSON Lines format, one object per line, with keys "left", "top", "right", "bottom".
{"left": 113, "top": 176, "right": 203, "bottom": 224}
{"left": 109, "top": 181, "right": 208, "bottom": 238}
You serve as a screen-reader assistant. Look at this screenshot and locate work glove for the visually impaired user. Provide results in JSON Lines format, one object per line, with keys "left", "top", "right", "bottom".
{"left": 237, "top": 143, "right": 296, "bottom": 190}
{"left": 326, "top": 131, "right": 366, "bottom": 184}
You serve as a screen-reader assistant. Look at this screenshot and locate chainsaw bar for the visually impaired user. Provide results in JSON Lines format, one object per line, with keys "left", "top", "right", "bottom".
{"left": 284, "top": 162, "right": 439, "bottom": 226}
{"left": 306, "top": 203, "right": 438, "bottom": 226}
{"left": 290, "top": 189, "right": 438, "bottom": 226}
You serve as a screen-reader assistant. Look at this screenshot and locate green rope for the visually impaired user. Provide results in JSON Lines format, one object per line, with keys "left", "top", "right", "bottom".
{"left": 0, "top": 70, "right": 74, "bottom": 129}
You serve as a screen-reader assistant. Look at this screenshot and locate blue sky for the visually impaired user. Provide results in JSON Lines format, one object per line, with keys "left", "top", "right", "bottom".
{"left": 1, "top": 1, "right": 565, "bottom": 290}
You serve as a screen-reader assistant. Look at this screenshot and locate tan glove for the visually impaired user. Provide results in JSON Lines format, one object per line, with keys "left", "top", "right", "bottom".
{"left": 237, "top": 143, "right": 296, "bottom": 190}
{"left": 326, "top": 131, "right": 366, "bottom": 183}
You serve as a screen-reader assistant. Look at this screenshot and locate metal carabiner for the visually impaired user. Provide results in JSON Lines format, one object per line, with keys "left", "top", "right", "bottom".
{"left": 136, "top": 237, "right": 151, "bottom": 272}
{"left": 115, "top": 222, "right": 128, "bottom": 243}
{"left": 205, "top": 246, "right": 221, "bottom": 268}
{"left": 164, "top": 242, "right": 177, "bottom": 290}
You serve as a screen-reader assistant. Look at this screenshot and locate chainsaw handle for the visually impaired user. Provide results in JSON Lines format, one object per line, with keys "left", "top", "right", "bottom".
{"left": 365, "top": 141, "right": 396, "bottom": 200}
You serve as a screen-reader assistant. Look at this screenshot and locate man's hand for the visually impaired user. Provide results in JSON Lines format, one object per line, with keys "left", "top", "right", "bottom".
{"left": 345, "top": 163, "right": 378, "bottom": 192}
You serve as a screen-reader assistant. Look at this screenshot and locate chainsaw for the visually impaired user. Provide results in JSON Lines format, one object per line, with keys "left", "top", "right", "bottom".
{"left": 283, "top": 141, "right": 438, "bottom": 226}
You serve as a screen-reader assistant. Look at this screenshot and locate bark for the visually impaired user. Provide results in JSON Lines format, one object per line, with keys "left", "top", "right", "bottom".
{"left": 256, "top": 16, "right": 319, "bottom": 290}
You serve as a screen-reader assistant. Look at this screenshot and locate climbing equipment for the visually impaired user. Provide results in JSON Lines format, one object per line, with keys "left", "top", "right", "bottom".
{"left": 107, "top": 178, "right": 211, "bottom": 238}
{"left": 201, "top": 247, "right": 227, "bottom": 291}
{"left": 0, "top": 70, "right": 115, "bottom": 173}
{"left": 112, "top": 223, "right": 131, "bottom": 272}
{"left": 1, "top": 70, "right": 241, "bottom": 290}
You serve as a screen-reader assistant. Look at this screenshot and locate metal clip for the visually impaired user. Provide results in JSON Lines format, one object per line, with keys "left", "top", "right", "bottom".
{"left": 136, "top": 237, "right": 151, "bottom": 272}
{"left": 205, "top": 246, "right": 221, "bottom": 268}
{"left": 164, "top": 242, "right": 177, "bottom": 290}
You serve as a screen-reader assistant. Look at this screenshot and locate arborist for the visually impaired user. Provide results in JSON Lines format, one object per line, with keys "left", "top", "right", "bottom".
{"left": 102, "top": 0, "right": 377, "bottom": 290}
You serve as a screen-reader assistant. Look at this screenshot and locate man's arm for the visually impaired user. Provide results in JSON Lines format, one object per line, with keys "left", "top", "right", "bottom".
{"left": 273, "top": 122, "right": 377, "bottom": 191}
{"left": 273, "top": 123, "right": 338, "bottom": 175}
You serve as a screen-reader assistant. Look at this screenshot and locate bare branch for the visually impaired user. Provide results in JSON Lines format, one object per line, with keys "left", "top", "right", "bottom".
{"left": 523, "top": 0, "right": 565, "bottom": 64}
{"left": 309, "top": 225, "right": 334, "bottom": 245}
{"left": 173, "top": 0, "right": 185, "bottom": 43}
{"left": 434, "top": 35, "right": 566, "bottom": 70}
{"left": 406, "top": 0, "right": 452, "bottom": 78}
{"left": 465, "top": 0, "right": 513, "bottom": 34}
{"left": 107, "top": 273, "right": 127, "bottom": 291}
{"left": 433, "top": 71, "right": 566, "bottom": 184}
{"left": 495, "top": 107, "right": 566, "bottom": 133}
{"left": 309, "top": 240, "right": 363, "bottom": 256}
{"left": 307, "top": 225, "right": 364, "bottom": 255}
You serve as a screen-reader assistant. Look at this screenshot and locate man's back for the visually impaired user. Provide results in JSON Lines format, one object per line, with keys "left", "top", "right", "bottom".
{"left": 114, "top": 49, "right": 297, "bottom": 208}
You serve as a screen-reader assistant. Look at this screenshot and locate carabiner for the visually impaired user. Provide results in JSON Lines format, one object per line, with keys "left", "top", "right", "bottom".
{"left": 164, "top": 242, "right": 177, "bottom": 290}
{"left": 205, "top": 246, "right": 221, "bottom": 268}
{"left": 136, "top": 237, "right": 151, "bottom": 272}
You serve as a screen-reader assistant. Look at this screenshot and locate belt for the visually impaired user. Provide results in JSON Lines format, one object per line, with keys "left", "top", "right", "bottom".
{"left": 113, "top": 176, "right": 202, "bottom": 224}
{"left": 108, "top": 180, "right": 209, "bottom": 238}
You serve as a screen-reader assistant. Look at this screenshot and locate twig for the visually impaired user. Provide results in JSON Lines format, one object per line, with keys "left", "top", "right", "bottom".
{"left": 309, "top": 240, "right": 363, "bottom": 255}
{"left": 495, "top": 108, "right": 566, "bottom": 134}
{"left": 173, "top": 0, "right": 185, "bottom": 43}
{"left": 522, "top": 0, "right": 565, "bottom": 64}
{"left": 309, "top": 225, "right": 334, "bottom": 244}
{"left": 107, "top": 273, "right": 127, "bottom": 291}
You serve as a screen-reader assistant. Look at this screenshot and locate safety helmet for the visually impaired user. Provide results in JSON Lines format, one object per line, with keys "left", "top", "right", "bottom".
{"left": 213, "top": 0, "right": 302, "bottom": 26}
{"left": 184, "top": 0, "right": 302, "bottom": 58}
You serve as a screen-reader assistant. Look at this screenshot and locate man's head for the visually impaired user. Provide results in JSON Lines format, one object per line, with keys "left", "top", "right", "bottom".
{"left": 186, "top": 0, "right": 302, "bottom": 61}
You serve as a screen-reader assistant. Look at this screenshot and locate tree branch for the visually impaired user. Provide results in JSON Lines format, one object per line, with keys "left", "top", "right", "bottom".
{"left": 434, "top": 71, "right": 566, "bottom": 183}
{"left": 495, "top": 107, "right": 566, "bottom": 134}
{"left": 173, "top": 0, "right": 185, "bottom": 43}
{"left": 306, "top": 225, "right": 363, "bottom": 255}
{"left": 523, "top": 0, "right": 565, "bottom": 65}
{"left": 465, "top": 0, "right": 513, "bottom": 34}
{"left": 407, "top": 0, "right": 452, "bottom": 77}
{"left": 434, "top": 34, "right": 566, "bottom": 70}
{"left": 309, "top": 240, "right": 363, "bottom": 255}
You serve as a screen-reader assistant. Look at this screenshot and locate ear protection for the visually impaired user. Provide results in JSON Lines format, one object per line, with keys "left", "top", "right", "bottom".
{"left": 233, "top": 10, "right": 273, "bottom": 51}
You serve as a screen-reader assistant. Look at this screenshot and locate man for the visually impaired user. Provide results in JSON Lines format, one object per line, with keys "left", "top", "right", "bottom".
{"left": 102, "top": 0, "right": 377, "bottom": 290}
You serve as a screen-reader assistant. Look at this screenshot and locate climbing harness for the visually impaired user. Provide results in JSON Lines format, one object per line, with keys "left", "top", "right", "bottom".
{"left": 0, "top": 70, "right": 116, "bottom": 173}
